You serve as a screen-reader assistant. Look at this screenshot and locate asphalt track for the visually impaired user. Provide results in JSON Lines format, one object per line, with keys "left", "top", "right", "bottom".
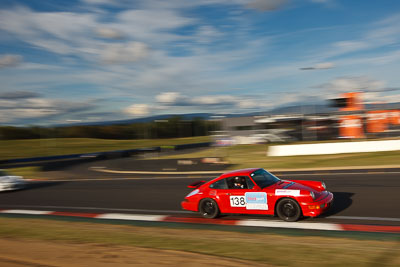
{"left": 1, "top": 158, "right": 400, "bottom": 227}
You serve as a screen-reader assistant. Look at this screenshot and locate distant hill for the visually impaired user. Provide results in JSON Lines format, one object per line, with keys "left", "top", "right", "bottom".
{"left": 54, "top": 102, "right": 400, "bottom": 127}
{"left": 55, "top": 113, "right": 214, "bottom": 127}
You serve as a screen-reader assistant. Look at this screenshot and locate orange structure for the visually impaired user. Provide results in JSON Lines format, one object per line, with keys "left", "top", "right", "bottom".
{"left": 339, "top": 92, "right": 364, "bottom": 112}
{"left": 366, "top": 110, "right": 388, "bottom": 133}
{"left": 388, "top": 110, "right": 400, "bottom": 125}
{"left": 339, "top": 115, "right": 364, "bottom": 138}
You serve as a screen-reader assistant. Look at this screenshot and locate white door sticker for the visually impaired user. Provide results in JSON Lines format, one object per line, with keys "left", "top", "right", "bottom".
{"left": 275, "top": 189, "right": 300, "bottom": 196}
{"left": 245, "top": 192, "right": 268, "bottom": 210}
{"left": 230, "top": 196, "right": 246, "bottom": 207}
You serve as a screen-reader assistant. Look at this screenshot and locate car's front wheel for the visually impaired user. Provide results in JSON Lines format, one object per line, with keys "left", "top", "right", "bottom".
{"left": 199, "top": 198, "right": 219, "bottom": 219}
{"left": 276, "top": 198, "right": 302, "bottom": 222}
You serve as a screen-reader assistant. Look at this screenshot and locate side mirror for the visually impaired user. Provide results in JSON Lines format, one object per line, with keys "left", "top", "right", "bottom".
{"left": 253, "top": 185, "right": 261, "bottom": 191}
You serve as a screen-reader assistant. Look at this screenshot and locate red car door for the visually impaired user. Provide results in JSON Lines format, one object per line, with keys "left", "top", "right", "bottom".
{"left": 216, "top": 176, "right": 254, "bottom": 214}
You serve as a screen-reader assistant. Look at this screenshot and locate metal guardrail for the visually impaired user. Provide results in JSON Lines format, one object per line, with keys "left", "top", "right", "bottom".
{"left": 174, "top": 142, "right": 212, "bottom": 150}
{"left": 0, "top": 148, "right": 161, "bottom": 167}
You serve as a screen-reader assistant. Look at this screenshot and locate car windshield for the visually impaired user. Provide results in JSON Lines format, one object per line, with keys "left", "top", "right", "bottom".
{"left": 250, "top": 169, "right": 280, "bottom": 188}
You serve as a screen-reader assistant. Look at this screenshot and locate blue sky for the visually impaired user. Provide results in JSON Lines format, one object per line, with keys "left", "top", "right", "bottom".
{"left": 1, "top": 0, "right": 400, "bottom": 125}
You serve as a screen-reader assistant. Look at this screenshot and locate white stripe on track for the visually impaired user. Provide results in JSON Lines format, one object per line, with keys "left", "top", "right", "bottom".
{"left": 96, "top": 213, "right": 166, "bottom": 221}
{"left": 328, "top": 215, "right": 400, "bottom": 222}
{"left": 2, "top": 205, "right": 400, "bottom": 223}
{"left": 0, "top": 209, "right": 52, "bottom": 215}
{"left": 237, "top": 219, "right": 343, "bottom": 231}
{"left": 0, "top": 205, "right": 191, "bottom": 214}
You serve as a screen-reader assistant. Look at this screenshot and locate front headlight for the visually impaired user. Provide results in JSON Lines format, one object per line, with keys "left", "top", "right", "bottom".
{"left": 310, "top": 191, "right": 316, "bottom": 200}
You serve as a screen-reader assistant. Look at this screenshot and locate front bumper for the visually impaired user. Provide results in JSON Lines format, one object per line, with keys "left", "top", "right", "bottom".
{"left": 301, "top": 191, "right": 334, "bottom": 217}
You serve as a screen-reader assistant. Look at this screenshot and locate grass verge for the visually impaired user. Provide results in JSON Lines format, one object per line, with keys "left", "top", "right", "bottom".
{"left": 155, "top": 144, "right": 400, "bottom": 170}
{"left": 0, "top": 136, "right": 211, "bottom": 161}
{"left": 5, "top": 166, "right": 42, "bottom": 179}
{"left": 0, "top": 217, "right": 399, "bottom": 266}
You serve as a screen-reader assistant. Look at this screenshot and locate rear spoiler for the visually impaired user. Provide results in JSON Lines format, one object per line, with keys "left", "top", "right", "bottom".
{"left": 188, "top": 180, "right": 206, "bottom": 189}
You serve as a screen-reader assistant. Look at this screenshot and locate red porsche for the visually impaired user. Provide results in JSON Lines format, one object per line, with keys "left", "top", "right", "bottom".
{"left": 181, "top": 168, "right": 333, "bottom": 222}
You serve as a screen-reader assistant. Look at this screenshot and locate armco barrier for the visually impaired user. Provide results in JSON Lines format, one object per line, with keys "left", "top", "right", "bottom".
{"left": 174, "top": 142, "right": 212, "bottom": 150}
{"left": 268, "top": 139, "right": 400, "bottom": 156}
{"left": 0, "top": 147, "right": 160, "bottom": 165}
{"left": 0, "top": 148, "right": 161, "bottom": 169}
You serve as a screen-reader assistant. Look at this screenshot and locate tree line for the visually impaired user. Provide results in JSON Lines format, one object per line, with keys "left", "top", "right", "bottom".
{"left": 0, "top": 116, "right": 220, "bottom": 140}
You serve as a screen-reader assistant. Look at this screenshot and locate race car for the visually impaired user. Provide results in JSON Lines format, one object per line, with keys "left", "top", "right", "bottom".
{"left": 0, "top": 170, "right": 26, "bottom": 192}
{"left": 181, "top": 168, "right": 333, "bottom": 221}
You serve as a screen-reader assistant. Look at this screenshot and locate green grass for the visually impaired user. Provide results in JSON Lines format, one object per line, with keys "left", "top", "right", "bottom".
{"left": 0, "top": 217, "right": 399, "bottom": 266}
{"left": 2, "top": 137, "right": 400, "bottom": 172}
{"left": 0, "top": 136, "right": 211, "bottom": 161}
{"left": 5, "top": 166, "right": 42, "bottom": 179}
{"left": 156, "top": 144, "right": 400, "bottom": 170}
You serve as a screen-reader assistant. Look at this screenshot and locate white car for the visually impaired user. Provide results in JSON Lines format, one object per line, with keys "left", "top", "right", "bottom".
{"left": 0, "top": 170, "right": 26, "bottom": 192}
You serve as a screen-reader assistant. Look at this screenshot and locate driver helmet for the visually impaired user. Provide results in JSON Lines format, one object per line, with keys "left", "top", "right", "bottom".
{"left": 234, "top": 177, "right": 242, "bottom": 186}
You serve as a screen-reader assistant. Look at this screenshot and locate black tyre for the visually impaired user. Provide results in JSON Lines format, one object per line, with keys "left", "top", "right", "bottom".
{"left": 199, "top": 198, "right": 219, "bottom": 219}
{"left": 276, "top": 198, "right": 302, "bottom": 222}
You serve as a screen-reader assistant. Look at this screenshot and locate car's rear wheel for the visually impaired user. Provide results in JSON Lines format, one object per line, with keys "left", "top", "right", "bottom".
{"left": 199, "top": 198, "right": 219, "bottom": 219}
{"left": 276, "top": 198, "right": 301, "bottom": 222}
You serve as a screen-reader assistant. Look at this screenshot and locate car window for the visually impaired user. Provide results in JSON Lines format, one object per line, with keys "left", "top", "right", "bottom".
{"left": 245, "top": 177, "right": 255, "bottom": 189}
{"left": 209, "top": 178, "right": 228, "bottom": 189}
{"left": 250, "top": 169, "right": 280, "bottom": 188}
{"left": 226, "top": 176, "right": 249, "bottom": 189}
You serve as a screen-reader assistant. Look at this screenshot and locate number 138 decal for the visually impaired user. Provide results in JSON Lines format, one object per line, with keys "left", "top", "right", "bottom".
{"left": 230, "top": 196, "right": 246, "bottom": 207}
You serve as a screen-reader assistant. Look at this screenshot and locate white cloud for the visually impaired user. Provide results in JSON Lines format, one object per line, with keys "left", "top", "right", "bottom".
{"left": 116, "top": 9, "right": 196, "bottom": 34}
{"left": 96, "top": 27, "right": 124, "bottom": 39}
{"left": 124, "top": 104, "right": 150, "bottom": 116}
{"left": 367, "top": 14, "right": 400, "bottom": 45}
{"left": 316, "top": 13, "right": 400, "bottom": 60}
{"left": 315, "top": 76, "right": 390, "bottom": 100}
{"left": 0, "top": 7, "right": 99, "bottom": 58}
{"left": 333, "top": 41, "right": 369, "bottom": 54}
{"left": 309, "top": 0, "right": 330, "bottom": 3}
{"left": 82, "top": 0, "right": 117, "bottom": 4}
{"left": 0, "top": 54, "right": 22, "bottom": 68}
{"left": 154, "top": 91, "right": 261, "bottom": 111}
{"left": 194, "top": 95, "right": 237, "bottom": 105}
{"left": 331, "top": 77, "right": 385, "bottom": 93}
{"left": 0, "top": 97, "right": 59, "bottom": 123}
{"left": 196, "top": 25, "right": 223, "bottom": 44}
{"left": 156, "top": 92, "right": 184, "bottom": 104}
{"left": 247, "top": 0, "right": 288, "bottom": 11}
{"left": 0, "top": 7, "right": 96, "bottom": 40}
{"left": 0, "top": 90, "right": 99, "bottom": 124}
{"left": 0, "top": 91, "right": 39, "bottom": 99}
{"left": 237, "top": 99, "right": 254, "bottom": 108}
{"left": 314, "top": 62, "right": 334, "bottom": 69}
{"left": 101, "top": 42, "right": 149, "bottom": 63}
{"left": 0, "top": 109, "right": 59, "bottom": 123}
{"left": 300, "top": 62, "right": 335, "bottom": 70}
